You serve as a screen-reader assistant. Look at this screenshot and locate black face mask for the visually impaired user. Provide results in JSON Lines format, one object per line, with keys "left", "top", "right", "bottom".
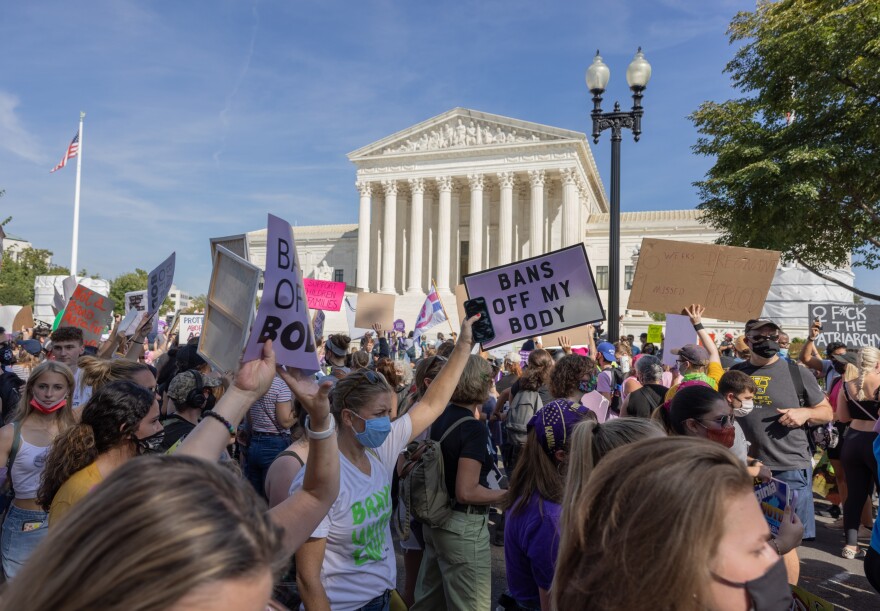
{"left": 833, "top": 361, "right": 847, "bottom": 375}
{"left": 712, "top": 557, "right": 791, "bottom": 610}
{"left": 751, "top": 340, "right": 780, "bottom": 359}
{"left": 133, "top": 430, "right": 166, "bottom": 454}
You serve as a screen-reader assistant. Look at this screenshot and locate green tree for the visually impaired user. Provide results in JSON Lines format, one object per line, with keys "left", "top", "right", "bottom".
{"left": 0, "top": 248, "right": 69, "bottom": 306}
{"left": 109, "top": 269, "right": 174, "bottom": 315}
{"left": 648, "top": 312, "right": 667, "bottom": 322}
{"left": 690, "top": 0, "right": 880, "bottom": 301}
{"left": 182, "top": 294, "right": 207, "bottom": 314}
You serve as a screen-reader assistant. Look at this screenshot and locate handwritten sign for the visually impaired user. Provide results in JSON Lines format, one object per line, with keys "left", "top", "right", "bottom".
{"left": 313, "top": 310, "right": 326, "bottom": 340}
{"left": 646, "top": 324, "right": 663, "bottom": 344}
{"left": 661, "top": 314, "right": 697, "bottom": 367}
{"left": 60, "top": 285, "right": 115, "bottom": 347}
{"left": 627, "top": 239, "right": 780, "bottom": 322}
{"left": 148, "top": 253, "right": 176, "bottom": 315}
{"left": 244, "top": 214, "right": 319, "bottom": 372}
{"left": 354, "top": 293, "right": 396, "bottom": 330}
{"left": 180, "top": 314, "right": 204, "bottom": 342}
{"left": 463, "top": 244, "right": 604, "bottom": 349}
{"left": 302, "top": 278, "right": 345, "bottom": 312}
{"left": 125, "top": 290, "right": 148, "bottom": 314}
{"left": 808, "top": 303, "right": 880, "bottom": 349}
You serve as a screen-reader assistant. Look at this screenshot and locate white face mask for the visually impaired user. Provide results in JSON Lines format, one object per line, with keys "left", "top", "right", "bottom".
{"left": 734, "top": 398, "right": 755, "bottom": 417}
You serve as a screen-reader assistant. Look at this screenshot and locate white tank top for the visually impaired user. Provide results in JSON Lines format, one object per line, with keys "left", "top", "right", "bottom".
{"left": 11, "top": 434, "right": 50, "bottom": 499}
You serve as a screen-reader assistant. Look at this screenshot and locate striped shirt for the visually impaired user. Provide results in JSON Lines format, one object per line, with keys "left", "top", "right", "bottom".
{"left": 248, "top": 376, "right": 292, "bottom": 433}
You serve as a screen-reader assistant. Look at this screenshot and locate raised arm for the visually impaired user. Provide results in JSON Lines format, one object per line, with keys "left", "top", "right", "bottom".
{"left": 124, "top": 313, "right": 155, "bottom": 361}
{"left": 799, "top": 320, "right": 825, "bottom": 373}
{"left": 683, "top": 304, "right": 719, "bottom": 364}
{"left": 406, "top": 315, "right": 477, "bottom": 441}
{"left": 270, "top": 366, "right": 340, "bottom": 555}
{"left": 586, "top": 324, "right": 597, "bottom": 358}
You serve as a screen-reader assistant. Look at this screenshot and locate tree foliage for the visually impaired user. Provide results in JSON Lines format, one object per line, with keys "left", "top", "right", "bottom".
{"left": 691, "top": 0, "right": 880, "bottom": 300}
{"left": 109, "top": 268, "right": 174, "bottom": 315}
{"left": 0, "top": 248, "right": 69, "bottom": 306}
{"left": 182, "top": 294, "right": 207, "bottom": 314}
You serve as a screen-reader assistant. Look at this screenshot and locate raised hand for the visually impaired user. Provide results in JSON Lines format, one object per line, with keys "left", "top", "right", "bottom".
{"left": 276, "top": 365, "right": 333, "bottom": 425}
{"left": 557, "top": 335, "right": 572, "bottom": 354}
{"left": 683, "top": 304, "right": 705, "bottom": 325}
{"left": 233, "top": 339, "right": 277, "bottom": 398}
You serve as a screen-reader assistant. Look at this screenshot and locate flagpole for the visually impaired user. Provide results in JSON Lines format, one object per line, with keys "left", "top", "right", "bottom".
{"left": 70, "top": 111, "right": 85, "bottom": 278}
{"left": 432, "top": 278, "right": 456, "bottom": 334}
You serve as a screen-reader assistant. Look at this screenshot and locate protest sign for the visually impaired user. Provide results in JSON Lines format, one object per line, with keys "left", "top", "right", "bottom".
{"left": 210, "top": 234, "right": 250, "bottom": 261}
{"left": 627, "top": 239, "right": 780, "bottom": 322}
{"left": 0, "top": 306, "right": 22, "bottom": 332}
{"left": 244, "top": 214, "right": 319, "bottom": 372}
{"left": 199, "top": 246, "right": 260, "bottom": 374}
{"left": 550, "top": 324, "right": 595, "bottom": 348}
{"left": 180, "top": 314, "right": 204, "bottom": 342}
{"left": 808, "top": 303, "right": 880, "bottom": 349}
{"left": 125, "top": 290, "right": 148, "bottom": 314}
{"left": 754, "top": 478, "right": 791, "bottom": 537}
{"left": 12, "top": 306, "right": 35, "bottom": 331}
{"left": 148, "top": 253, "right": 176, "bottom": 315}
{"left": 118, "top": 310, "right": 147, "bottom": 337}
{"left": 581, "top": 390, "right": 610, "bottom": 423}
{"left": 62, "top": 276, "right": 77, "bottom": 303}
{"left": 454, "top": 284, "right": 468, "bottom": 326}
{"left": 393, "top": 319, "right": 406, "bottom": 333}
{"left": 343, "top": 295, "right": 372, "bottom": 340}
{"left": 60, "top": 285, "right": 115, "bottom": 347}
{"left": 646, "top": 324, "right": 663, "bottom": 344}
{"left": 302, "top": 278, "right": 345, "bottom": 312}
{"left": 463, "top": 244, "right": 604, "bottom": 349}
{"left": 661, "top": 314, "right": 697, "bottom": 367}
{"left": 354, "top": 293, "right": 396, "bottom": 330}
{"left": 790, "top": 586, "right": 833, "bottom": 611}
{"left": 313, "top": 310, "right": 326, "bottom": 340}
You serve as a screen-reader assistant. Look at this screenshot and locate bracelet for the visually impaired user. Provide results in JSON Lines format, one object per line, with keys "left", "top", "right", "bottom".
{"left": 692, "top": 323, "right": 704, "bottom": 331}
{"left": 770, "top": 538, "right": 782, "bottom": 555}
{"left": 202, "top": 410, "right": 235, "bottom": 436}
{"left": 304, "top": 415, "right": 337, "bottom": 440}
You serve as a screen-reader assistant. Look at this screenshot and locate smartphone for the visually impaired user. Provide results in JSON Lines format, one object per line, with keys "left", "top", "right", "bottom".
{"left": 463, "top": 297, "right": 495, "bottom": 345}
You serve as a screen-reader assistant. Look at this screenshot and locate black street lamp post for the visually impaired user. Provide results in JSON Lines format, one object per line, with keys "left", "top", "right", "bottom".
{"left": 586, "top": 48, "right": 652, "bottom": 343}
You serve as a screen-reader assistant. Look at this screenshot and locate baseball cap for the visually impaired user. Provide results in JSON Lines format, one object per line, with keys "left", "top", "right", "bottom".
{"left": 168, "top": 370, "right": 222, "bottom": 405}
{"left": 16, "top": 339, "right": 42, "bottom": 356}
{"left": 596, "top": 341, "right": 616, "bottom": 363}
{"left": 744, "top": 319, "right": 780, "bottom": 334}
{"left": 671, "top": 344, "right": 709, "bottom": 366}
{"left": 724, "top": 333, "right": 733, "bottom": 340}
{"left": 734, "top": 335, "right": 749, "bottom": 352}
{"left": 528, "top": 399, "right": 590, "bottom": 457}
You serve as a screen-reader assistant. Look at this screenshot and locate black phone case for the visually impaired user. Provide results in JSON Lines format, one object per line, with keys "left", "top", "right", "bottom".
{"left": 464, "top": 298, "right": 495, "bottom": 344}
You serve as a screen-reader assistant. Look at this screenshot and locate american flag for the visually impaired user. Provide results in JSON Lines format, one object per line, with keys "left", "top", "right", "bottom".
{"left": 50, "top": 131, "right": 79, "bottom": 173}
{"left": 413, "top": 285, "right": 447, "bottom": 341}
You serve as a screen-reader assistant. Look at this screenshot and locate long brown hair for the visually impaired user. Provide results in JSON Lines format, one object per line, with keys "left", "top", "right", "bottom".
{"left": 10, "top": 361, "right": 76, "bottom": 432}
{"left": 504, "top": 428, "right": 566, "bottom": 515}
{"left": 78, "top": 355, "right": 151, "bottom": 391}
{"left": 553, "top": 436, "right": 752, "bottom": 611}
{"left": 3, "top": 456, "right": 285, "bottom": 611}
{"left": 519, "top": 349, "right": 553, "bottom": 391}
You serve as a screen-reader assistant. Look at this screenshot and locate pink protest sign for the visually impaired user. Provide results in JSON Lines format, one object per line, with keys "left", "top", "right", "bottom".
{"left": 303, "top": 278, "right": 345, "bottom": 311}
{"left": 243, "top": 214, "right": 319, "bottom": 372}
{"left": 463, "top": 244, "right": 605, "bottom": 349}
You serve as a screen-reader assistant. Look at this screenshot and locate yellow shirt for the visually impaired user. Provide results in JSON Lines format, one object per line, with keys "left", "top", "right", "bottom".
{"left": 48, "top": 461, "right": 103, "bottom": 527}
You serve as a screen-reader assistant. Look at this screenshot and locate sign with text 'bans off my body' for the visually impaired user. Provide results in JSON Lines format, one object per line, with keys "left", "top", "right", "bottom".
{"left": 808, "top": 303, "right": 880, "bottom": 349}
{"left": 627, "top": 239, "right": 780, "bottom": 322}
{"left": 303, "top": 278, "right": 345, "bottom": 311}
{"left": 463, "top": 245, "right": 605, "bottom": 349}
{"left": 60, "top": 285, "right": 115, "bottom": 347}
{"left": 244, "top": 214, "right": 319, "bottom": 372}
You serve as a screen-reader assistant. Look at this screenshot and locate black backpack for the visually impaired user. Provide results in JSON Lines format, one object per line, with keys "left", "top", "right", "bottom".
{"left": 607, "top": 368, "right": 625, "bottom": 416}
{"left": 0, "top": 371, "right": 24, "bottom": 425}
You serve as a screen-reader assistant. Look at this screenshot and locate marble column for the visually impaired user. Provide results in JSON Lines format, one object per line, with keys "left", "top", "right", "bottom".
{"left": 468, "top": 174, "right": 484, "bottom": 272}
{"left": 436, "top": 176, "right": 453, "bottom": 291}
{"left": 423, "top": 187, "right": 435, "bottom": 293}
{"left": 561, "top": 168, "right": 579, "bottom": 247}
{"left": 407, "top": 178, "right": 425, "bottom": 294}
{"left": 451, "top": 184, "right": 461, "bottom": 286}
{"left": 380, "top": 180, "right": 398, "bottom": 294}
{"left": 356, "top": 181, "right": 372, "bottom": 291}
{"left": 497, "top": 172, "right": 515, "bottom": 265}
{"left": 528, "top": 170, "right": 546, "bottom": 256}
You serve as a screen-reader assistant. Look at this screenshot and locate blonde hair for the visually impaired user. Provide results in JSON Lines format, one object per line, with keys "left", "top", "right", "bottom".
{"left": 78, "top": 356, "right": 152, "bottom": 391}
{"left": 553, "top": 436, "right": 752, "bottom": 611}
{"left": 3, "top": 456, "right": 285, "bottom": 611}
{"left": 10, "top": 361, "right": 76, "bottom": 431}
{"left": 856, "top": 347, "right": 880, "bottom": 400}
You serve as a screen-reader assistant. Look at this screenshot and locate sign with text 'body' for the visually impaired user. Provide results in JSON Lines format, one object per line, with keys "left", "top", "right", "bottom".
{"left": 808, "top": 303, "right": 880, "bottom": 349}
{"left": 463, "top": 245, "right": 605, "bottom": 349}
{"left": 244, "top": 214, "right": 319, "bottom": 372}
{"left": 60, "top": 285, "right": 115, "bottom": 347}
{"left": 303, "top": 278, "right": 345, "bottom": 311}
{"left": 627, "top": 239, "right": 780, "bottom": 322}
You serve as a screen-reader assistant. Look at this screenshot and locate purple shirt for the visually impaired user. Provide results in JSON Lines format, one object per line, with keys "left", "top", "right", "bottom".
{"left": 504, "top": 494, "right": 562, "bottom": 606}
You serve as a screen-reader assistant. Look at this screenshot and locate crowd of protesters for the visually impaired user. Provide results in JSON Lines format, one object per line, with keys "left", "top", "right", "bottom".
{"left": 0, "top": 295, "right": 876, "bottom": 611}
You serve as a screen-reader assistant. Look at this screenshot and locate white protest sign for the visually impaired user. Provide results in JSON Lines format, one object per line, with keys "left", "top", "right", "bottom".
{"left": 581, "top": 390, "right": 610, "bottom": 423}
{"left": 180, "top": 314, "right": 204, "bottom": 342}
{"left": 119, "top": 310, "right": 147, "bottom": 337}
{"left": 661, "top": 314, "right": 698, "bottom": 367}
{"left": 125, "top": 290, "right": 148, "bottom": 314}
{"left": 343, "top": 295, "right": 373, "bottom": 341}
{"left": 243, "top": 214, "right": 319, "bottom": 372}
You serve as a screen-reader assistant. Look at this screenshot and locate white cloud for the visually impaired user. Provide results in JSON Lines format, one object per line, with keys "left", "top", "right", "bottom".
{"left": 0, "top": 92, "right": 44, "bottom": 164}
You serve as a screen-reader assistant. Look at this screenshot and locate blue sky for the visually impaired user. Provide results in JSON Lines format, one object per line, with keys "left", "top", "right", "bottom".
{"left": 1, "top": 0, "right": 877, "bottom": 297}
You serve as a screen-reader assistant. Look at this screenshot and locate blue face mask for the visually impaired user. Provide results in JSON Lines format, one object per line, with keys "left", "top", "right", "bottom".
{"left": 778, "top": 348, "right": 790, "bottom": 359}
{"left": 348, "top": 410, "right": 392, "bottom": 448}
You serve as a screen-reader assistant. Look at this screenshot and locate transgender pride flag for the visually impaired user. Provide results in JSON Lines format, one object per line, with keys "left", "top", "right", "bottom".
{"left": 414, "top": 285, "right": 447, "bottom": 341}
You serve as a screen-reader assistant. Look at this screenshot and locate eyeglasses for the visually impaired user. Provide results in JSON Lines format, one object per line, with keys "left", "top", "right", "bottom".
{"left": 748, "top": 334, "right": 779, "bottom": 342}
{"left": 700, "top": 415, "right": 735, "bottom": 428}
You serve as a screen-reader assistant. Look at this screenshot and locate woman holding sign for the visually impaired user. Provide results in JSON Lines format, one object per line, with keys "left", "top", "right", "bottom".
{"left": 292, "top": 316, "right": 479, "bottom": 611}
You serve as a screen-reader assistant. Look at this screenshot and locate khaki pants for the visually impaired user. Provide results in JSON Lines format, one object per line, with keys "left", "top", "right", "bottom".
{"left": 411, "top": 510, "right": 491, "bottom": 611}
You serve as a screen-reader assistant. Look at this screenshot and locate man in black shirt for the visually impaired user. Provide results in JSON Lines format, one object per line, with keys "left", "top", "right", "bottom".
{"left": 623, "top": 355, "right": 668, "bottom": 418}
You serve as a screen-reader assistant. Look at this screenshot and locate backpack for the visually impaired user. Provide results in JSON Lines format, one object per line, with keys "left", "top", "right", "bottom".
{"left": 506, "top": 389, "right": 543, "bottom": 445}
{"left": 398, "top": 416, "right": 473, "bottom": 536}
{"left": 606, "top": 368, "right": 625, "bottom": 416}
{"left": 0, "top": 421, "right": 22, "bottom": 518}
{"left": 406, "top": 345, "right": 417, "bottom": 360}
{"left": 0, "top": 371, "right": 23, "bottom": 425}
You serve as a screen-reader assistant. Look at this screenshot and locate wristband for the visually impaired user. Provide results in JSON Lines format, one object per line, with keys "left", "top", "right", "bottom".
{"left": 201, "top": 410, "right": 235, "bottom": 436}
{"left": 770, "top": 538, "right": 782, "bottom": 555}
{"left": 692, "top": 323, "right": 704, "bottom": 331}
{"left": 305, "top": 415, "right": 337, "bottom": 440}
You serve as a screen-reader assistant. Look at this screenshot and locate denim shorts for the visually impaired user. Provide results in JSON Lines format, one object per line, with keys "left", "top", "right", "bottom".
{"left": 1, "top": 504, "right": 48, "bottom": 579}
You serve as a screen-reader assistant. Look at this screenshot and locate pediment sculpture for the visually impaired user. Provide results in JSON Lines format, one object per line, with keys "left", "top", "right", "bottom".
{"left": 382, "top": 118, "right": 543, "bottom": 154}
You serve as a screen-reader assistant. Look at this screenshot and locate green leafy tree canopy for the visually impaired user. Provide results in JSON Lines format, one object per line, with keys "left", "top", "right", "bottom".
{"left": 690, "top": 0, "right": 880, "bottom": 300}
{"left": 0, "top": 248, "right": 69, "bottom": 306}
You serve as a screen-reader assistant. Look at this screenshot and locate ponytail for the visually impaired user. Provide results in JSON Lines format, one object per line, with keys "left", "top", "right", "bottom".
{"left": 37, "top": 423, "right": 98, "bottom": 510}
{"left": 79, "top": 356, "right": 150, "bottom": 392}
{"left": 856, "top": 347, "right": 880, "bottom": 401}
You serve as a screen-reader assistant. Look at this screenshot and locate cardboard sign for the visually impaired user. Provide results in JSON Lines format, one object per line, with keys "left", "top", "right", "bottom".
{"left": 313, "top": 310, "right": 326, "bottom": 339}
{"left": 180, "top": 314, "right": 204, "bottom": 342}
{"left": 661, "top": 314, "right": 697, "bottom": 367}
{"left": 808, "top": 303, "right": 880, "bottom": 349}
{"left": 147, "top": 253, "right": 176, "bottom": 315}
{"left": 60, "top": 285, "right": 115, "bottom": 347}
{"left": 199, "top": 246, "right": 260, "bottom": 374}
{"left": 302, "top": 278, "right": 345, "bottom": 312}
{"left": 0, "top": 306, "right": 22, "bottom": 332}
{"left": 627, "top": 239, "right": 780, "bottom": 322}
{"left": 12, "top": 306, "right": 35, "bottom": 331}
{"left": 646, "top": 324, "right": 663, "bottom": 344}
{"left": 754, "top": 478, "right": 791, "bottom": 537}
{"left": 463, "top": 244, "right": 605, "bottom": 350}
{"left": 550, "top": 324, "right": 595, "bottom": 349}
{"left": 354, "top": 293, "right": 396, "bottom": 330}
{"left": 125, "top": 290, "right": 148, "bottom": 314}
{"left": 244, "top": 214, "right": 319, "bottom": 372}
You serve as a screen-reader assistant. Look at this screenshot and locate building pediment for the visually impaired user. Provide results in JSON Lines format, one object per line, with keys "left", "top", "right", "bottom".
{"left": 348, "top": 107, "right": 586, "bottom": 160}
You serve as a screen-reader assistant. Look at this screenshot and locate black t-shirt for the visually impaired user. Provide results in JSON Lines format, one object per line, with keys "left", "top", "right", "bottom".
{"left": 161, "top": 414, "right": 196, "bottom": 451}
{"left": 626, "top": 384, "right": 668, "bottom": 418}
{"left": 430, "top": 403, "right": 493, "bottom": 500}
{"left": 496, "top": 373, "right": 518, "bottom": 395}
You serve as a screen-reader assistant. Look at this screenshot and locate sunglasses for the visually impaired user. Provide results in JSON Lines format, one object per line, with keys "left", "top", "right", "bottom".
{"left": 338, "top": 370, "right": 384, "bottom": 410}
{"left": 748, "top": 334, "right": 779, "bottom": 342}
{"left": 700, "top": 414, "right": 735, "bottom": 428}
